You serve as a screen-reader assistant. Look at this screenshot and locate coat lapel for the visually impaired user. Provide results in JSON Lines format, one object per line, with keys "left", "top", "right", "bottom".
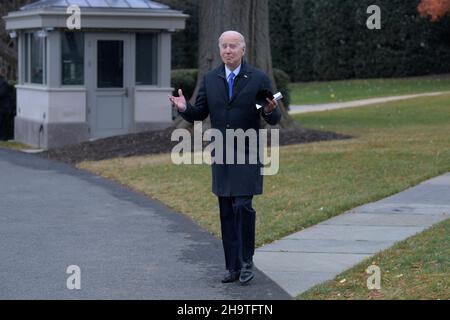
{"left": 230, "top": 68, "right": 252, "bottom": 104}
{"left": 215, "top": 66, "right": 229, "bottom": 103}
{"left": 216, "top": 61, "right": 253, "bottom": 105}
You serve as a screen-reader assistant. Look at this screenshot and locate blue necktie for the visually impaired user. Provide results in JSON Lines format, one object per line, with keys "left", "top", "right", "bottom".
{"left": 228, "top": 72, "right": 235, "bottom": 99}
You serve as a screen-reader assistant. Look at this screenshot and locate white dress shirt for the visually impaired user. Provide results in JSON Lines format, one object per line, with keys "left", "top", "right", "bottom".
{"left": 225, "top": 64, "right": 241, "bottom": 79}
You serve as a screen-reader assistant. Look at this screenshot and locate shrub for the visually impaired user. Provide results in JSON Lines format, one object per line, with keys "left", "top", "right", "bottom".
{"left": 273, "top": 68, "right": 291, "bottom": 109}
{"left": 171, "top": 69, "right": 198, "bottom": 100}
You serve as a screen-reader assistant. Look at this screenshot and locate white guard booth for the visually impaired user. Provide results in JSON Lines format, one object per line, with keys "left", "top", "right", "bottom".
{"left": 4, "top": 0, "right": 187, "bottom": 149}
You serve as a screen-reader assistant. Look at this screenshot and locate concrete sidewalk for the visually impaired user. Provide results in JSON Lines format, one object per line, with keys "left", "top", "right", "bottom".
{"left": 254, "top": 173, "right": 450, "bottom": 297}
{"left": 0, "top": 148, "right": 290, "bottom": 300}
{"left": 289, "top": 91, "right": 448, "bottom": 115}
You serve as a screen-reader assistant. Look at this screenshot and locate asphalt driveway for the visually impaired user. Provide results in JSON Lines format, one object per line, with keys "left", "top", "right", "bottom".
{"left": 0, "top": 148, "right": 290, "bottom": 300}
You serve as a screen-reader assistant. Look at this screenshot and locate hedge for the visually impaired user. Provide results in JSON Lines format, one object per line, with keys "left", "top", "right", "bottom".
{"left": 289, "top": 0, "right": 450, "bottom": 81}
{"left": 162, "top": 0, "right": 450, "bottom": 82}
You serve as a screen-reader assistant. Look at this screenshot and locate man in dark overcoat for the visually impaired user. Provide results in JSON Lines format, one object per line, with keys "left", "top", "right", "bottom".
{"left": 169, "top": 31, "right": 281, "bottom": 284}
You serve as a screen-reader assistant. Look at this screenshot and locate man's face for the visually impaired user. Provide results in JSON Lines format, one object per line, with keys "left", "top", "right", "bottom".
{"left": 219, "top": 34, "right": 245, "bottom": 70}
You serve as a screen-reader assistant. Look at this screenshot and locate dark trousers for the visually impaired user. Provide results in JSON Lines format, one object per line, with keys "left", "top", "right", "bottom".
{"left": 218, "top": 196, "right": 256, "bottom": 271}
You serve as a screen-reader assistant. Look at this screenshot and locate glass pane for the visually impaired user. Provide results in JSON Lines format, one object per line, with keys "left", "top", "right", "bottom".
{"left": 97, "top": 40, "right": 123, "bottom": 88}
{"left": 62, "top": 32, "right": 84, "bottom": 85}
{"left": 136, "top": 33, "right": 157, "bottom": 85}
{"left": 30, "top": 32, "right": 44, "bottom": 84}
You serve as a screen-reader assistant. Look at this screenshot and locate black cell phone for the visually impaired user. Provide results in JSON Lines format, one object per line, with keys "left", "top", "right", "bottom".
{"left": 256, "top": 89, "right": 274, "bottom": 102}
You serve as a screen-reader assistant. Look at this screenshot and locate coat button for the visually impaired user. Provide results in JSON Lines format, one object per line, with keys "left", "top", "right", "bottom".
{"left": 226, "top": 124, "right": 230, "bottom": 128}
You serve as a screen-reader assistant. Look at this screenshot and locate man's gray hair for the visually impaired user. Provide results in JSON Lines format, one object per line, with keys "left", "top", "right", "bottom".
{"left": 218, "top": 31, "right": 246, "bottom": 49}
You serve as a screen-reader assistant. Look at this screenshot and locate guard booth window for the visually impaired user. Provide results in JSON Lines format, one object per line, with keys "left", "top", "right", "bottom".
{"left": 135, "top": 33, "right": 158, "bottom": 85}
{"left": 24, "top": 31, "right": 47, "bottom": 85}
{"left": 62, "top": 32, "right": 84, "bottom": 85}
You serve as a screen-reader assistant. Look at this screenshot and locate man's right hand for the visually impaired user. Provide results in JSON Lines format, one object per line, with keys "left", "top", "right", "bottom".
{"left": 169, "top": 89, "right": 187, "bottom": 112}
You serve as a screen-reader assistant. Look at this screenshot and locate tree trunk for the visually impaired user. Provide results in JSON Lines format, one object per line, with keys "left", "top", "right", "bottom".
{"left": 173, "top": 0, "right": 298, "bottom": 129}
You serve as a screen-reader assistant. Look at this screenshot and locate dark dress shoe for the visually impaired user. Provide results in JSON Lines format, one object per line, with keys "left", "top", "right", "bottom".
{"left": 239, "top": 263, "right": 254, "bottom": 285}
{"left": 221, "top": 270, "right": 240, "bottom": 283}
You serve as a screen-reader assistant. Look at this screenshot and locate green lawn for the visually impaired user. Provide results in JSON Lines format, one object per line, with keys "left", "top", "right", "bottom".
{"left": 298, "top": 218, "right": 449, "bottom": 300}
{"left": 290, "top": 75, "right": 450, "bottom": 105}
{"left": 79, "top": 94, "right": 450, "bottom": 248}
{"left": 0, "top": 141, "right": 32, "bottom": 150}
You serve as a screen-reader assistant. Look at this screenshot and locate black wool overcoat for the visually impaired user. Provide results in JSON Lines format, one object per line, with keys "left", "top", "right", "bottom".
{"left": 179, "top": 61, "right": 282, "bottom": 197}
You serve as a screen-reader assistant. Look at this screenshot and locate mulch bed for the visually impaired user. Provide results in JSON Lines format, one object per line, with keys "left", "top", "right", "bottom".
{"left": 39, "top": 126, "right": 352, "bottom": 165}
